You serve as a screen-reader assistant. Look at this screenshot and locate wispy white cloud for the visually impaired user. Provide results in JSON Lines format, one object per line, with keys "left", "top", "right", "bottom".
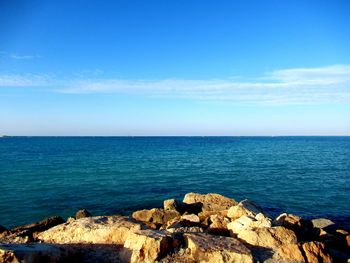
{"left": 10, "top": 54, "right": 41, "bottom": 60}
{"left": 1, "top": 65, "right": 350, "bottom": 105}
{"left": 0, "top": 74, "right": 50, "bottom": 86}
{"left": 0, "top": 51, "right": 41, "bottom": 60}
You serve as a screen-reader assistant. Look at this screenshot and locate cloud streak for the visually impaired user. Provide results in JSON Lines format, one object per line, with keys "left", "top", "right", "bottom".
{"left": 1, "top": 65, "right": 350, "bottom": 105}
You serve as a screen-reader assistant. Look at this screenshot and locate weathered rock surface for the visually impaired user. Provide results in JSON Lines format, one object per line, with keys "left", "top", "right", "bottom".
{"left": 132, "top": 208, "right": 180, "bottom": 226}
{"left": 227, "top": 199, "right": 265, "bottom": 220}
{"left": 311, "top": 218, "right": 335, "bottom": 229}
{"left": 236, "top": 226, "right": 298, "bottom": 249}
{"left": 208, "top": 214, "right": 231, "bottom": 235}
{"left": 274, "top": 213, "right": 313, "bottom": 241}
{"left": 183, "top": 193, "right": 237, "bottom": 212}
{"left": 228, "top": 214, "right": 272, "bottom": 235}
{"left": 302, "top": 241, "right": 332, "bottom": 263}
{"left": 38, "top": 216, "right": 143, "bottom": 245}
{"left": 121, "top": 230, "right": 173, "bottom": 263}
{"left": 75, "top": 209, "right": 92, "bottom": 219}
{"left": 184, "top": 233, "right": 254, "bottom": 263}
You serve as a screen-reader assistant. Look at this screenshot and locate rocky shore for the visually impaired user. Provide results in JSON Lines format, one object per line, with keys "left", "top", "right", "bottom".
{"left": 0, "top": 192, "right": 349, "bottom": 262}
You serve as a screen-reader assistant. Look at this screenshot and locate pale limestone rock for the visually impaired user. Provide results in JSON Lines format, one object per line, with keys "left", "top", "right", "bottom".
{"left": 121, "top": 229, "right": 172, "bottom": 263}
{"left": 228, "top": 214, "right": 272, "bottom": 235}
{"left": 132, "top": 208, "right": 180, "bottom": 226}
{"left": 236, "top": 226, "right": 298, "bottom": 249}
{"left": 181, "top": 214, "right": 200, "bottom": 223}
{"left": 311, "top": 218, "right": 335, "bottom": 229}
{"left": 38, "top": 216, "right": 142, "bottom": 245}
{"left": 227, "top": 199, "right": 264, "bottom": 220}
{"left": 184, "top": 233, "right": 253, "bottom": 263}
{"left": 302, "top": 241, "right": 332, "bottom": 263}
{"left": 183, "top": 193, "right": 237, "bottom": 212}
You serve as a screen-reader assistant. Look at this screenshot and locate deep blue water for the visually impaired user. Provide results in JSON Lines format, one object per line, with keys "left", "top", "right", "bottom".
{"left": 0, "top": 136, "right": 349, "bottom": 229}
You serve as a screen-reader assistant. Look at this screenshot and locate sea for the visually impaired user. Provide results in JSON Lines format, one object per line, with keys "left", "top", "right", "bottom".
{"left": 0, "top": 136, "right": 349, "bottom": 229}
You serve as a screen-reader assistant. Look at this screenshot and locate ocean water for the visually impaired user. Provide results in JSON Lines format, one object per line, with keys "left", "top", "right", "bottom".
{"left": 0, "top": 136, "right": 349, "bottom": 229}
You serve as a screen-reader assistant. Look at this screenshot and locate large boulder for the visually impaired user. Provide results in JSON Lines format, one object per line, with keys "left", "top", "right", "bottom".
{"left": 227, "top": 199, "right": 265, "bottom": 220}
{"left": 38, "top": 216, "right": 143, "bottom": 245}
{"left": 236, "top": 226, "right": 298, "bottom": 249}
{"left": 132, "top": 208, "right": 180, "bottom": 226}
{"left": 184, "top": 233, "right": 254, "bottom": 263}
{"left": 121, "top": 229, "right": 173, "bottom": 263}
{"left": 183, "top": 193, "right": 237, "bottom": 212}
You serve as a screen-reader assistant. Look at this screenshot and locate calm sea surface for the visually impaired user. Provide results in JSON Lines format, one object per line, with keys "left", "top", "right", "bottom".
{"left": 0, "top": 136, "right": 349, "bottom": 229}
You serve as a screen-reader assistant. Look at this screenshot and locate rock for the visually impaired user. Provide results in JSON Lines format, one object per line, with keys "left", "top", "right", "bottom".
{"left": 274, "top": 243, "right": 305, "bottom": 262}
{"left": 183, "top": 193, "right": 237, "bottom": 212}
{"left": 163, "top": 216, "right": 201, "bottom": 230}
{"left": 167, "top": 227, "right": 204, "bottom": 234}
{"left": 121, "top": 229, "right": 173, "bottom": 263}
{"left": 11, "top": 216, "right": 65, "bottom": 235}
{"left": 38, "top": 216, "right": 143, "bottom": 245}
{"left": 184, "top": 233, "right": 253, "bottom": 263}
{"left": 228, "top": 214, "right": 272, "bottom": 235}
{"left": 0, "top": 243, "right": 71, "bottom": 263}
{"left": 76, "top": 209, "right": 92, "bottom": 219}
{"left": 163, "top": 199, "right": 181, "bottom": 211}
{"left": 208, "top": 214, "right": 231, "bottom": 236}
{"left": 181, "top": 214, "right": 200, "bottom": 223}
{"left": 0, "top": 230, "right": 33, "bottom": 244}
{"left": 236, "top": 226, "right": 298, "bottom": 249}
{"left": 302, "top": 241, "right": 332, "bottom": 263}
{"left": 274, "top": 213, "right": 313, "bottom": 240}
{"left": 227, "top": 199, "right": 265, "bottom": 220}
{"left": 311, "top": 218, "right": 335, "bottom": 229}
{"left": 132, "top": 208, "right": 180, "bottom": 226}
{"left": 198, "top": 210, "right": 228, "bottom": 227}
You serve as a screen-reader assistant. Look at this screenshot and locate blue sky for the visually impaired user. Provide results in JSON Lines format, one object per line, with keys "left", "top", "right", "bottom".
{"left": 0, "top": 0, "right": 350, "bottom": 135}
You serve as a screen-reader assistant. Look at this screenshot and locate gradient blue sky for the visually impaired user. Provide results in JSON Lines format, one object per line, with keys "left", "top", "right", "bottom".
{"left": 1, "top": 0, "right": 350, "bottom": 135}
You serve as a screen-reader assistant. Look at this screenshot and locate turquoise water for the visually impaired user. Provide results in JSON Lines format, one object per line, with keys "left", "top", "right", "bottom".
{"left": 0, "top": 136, "right": 349, "bottom": 229}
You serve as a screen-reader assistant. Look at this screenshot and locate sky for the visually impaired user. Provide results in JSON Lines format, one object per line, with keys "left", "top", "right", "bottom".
{"left": 0, "top": 0, "right": 350, "bottom": 136}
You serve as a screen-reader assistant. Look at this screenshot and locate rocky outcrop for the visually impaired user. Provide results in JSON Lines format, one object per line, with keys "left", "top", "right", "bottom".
{"left": 0, "top": 192, "right": 347, "bottom": 262}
